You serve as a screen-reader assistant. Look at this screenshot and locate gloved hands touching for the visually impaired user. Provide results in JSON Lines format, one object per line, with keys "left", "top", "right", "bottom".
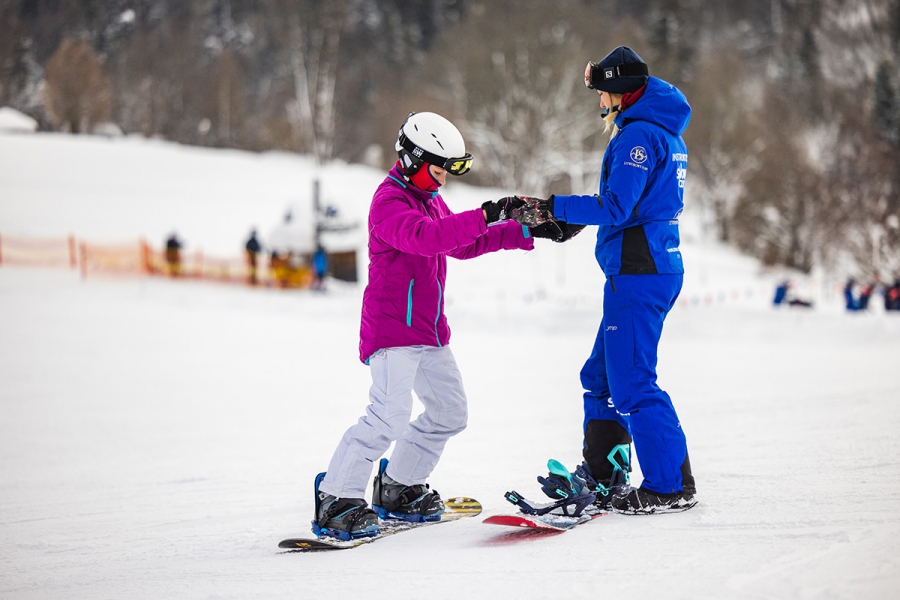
{"left": 509, "top": 195, "right": 555, "bottom": 227}
{"left": 482, "top": 197, "right": 525, "bottom": 224}
{"left": 484, "top": 194, "right": 584, "bottom": 242}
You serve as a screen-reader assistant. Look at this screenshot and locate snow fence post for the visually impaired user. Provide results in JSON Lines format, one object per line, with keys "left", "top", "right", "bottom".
{"left": 68, "top": 235, "right": 77, "bottom": 269}
{"left": 79, "top": 242, "right": 88, "bottom": 280}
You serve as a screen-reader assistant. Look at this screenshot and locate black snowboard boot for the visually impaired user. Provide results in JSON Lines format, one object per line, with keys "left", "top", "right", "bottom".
{"left": 312, "top": 472, "right": 380, "bottom": 540}
{"left": 610, "top": 485, "right": 697, "bottom": 514}
{"left": 372, "top": 458, "right": 444, "bottom": 522}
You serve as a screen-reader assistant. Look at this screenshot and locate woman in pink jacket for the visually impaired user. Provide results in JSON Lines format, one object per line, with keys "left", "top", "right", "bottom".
{"left": 312, "top": 112, "right": 546, "bottom": 540}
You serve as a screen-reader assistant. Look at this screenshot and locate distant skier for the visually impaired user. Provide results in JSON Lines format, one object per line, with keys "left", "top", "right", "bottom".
{"left": 312, "top": 112, "right": 541, "bottom": 540}
{"left": 509, "top": 46, "right": 697, "bottom": 514}
{"left": 245, "top": 229, "right": 262, "bottom": 285}
{"left": 858, "top": 282, "right": 874, "bottom": 311}
{"left": 311, "top": 245, "right": 327, "bottom": 291}
{"left": 164, "top": 232, "right": 183, "bottom": 277}
{"left": 886, "top": 279, "right": 900, "bottom": 311}
{"left": 844, "top": 278, "right": 860, "bottom": 311}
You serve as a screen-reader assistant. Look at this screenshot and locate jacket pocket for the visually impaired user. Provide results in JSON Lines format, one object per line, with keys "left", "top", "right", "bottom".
{"left": 406, "top": 279, "right": 414, "bottom": 326}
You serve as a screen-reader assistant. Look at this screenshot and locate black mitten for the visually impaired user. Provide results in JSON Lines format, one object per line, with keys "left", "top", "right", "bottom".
{"left": 482, "top": 197, "right": 525, "bottom": 223}
{"left": 531, "top": 221, "right": 586, "bottom": 242}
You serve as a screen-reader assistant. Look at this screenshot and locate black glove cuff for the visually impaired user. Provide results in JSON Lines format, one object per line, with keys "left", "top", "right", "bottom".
{"left": 481, "top": 200, "right": 498, "bottom": 223}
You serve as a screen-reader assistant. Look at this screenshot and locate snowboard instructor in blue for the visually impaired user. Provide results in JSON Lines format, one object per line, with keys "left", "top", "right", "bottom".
{"left": 511, "top": 46, "right": 697, "bottom": 514}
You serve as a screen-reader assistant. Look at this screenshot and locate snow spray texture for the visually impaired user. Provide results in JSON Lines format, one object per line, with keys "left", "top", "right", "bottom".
{"left": 552, "top": 77, "right": 690, "bottom": 277}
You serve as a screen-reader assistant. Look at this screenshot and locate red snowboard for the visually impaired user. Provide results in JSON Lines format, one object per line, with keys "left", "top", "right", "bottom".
{"left": 483, "top": 512, "right": 605, "bottom": 531}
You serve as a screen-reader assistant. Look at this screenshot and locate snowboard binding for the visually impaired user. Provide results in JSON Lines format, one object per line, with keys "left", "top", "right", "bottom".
{"left": 504, "top": 459, "right": 597, "bottom": 518}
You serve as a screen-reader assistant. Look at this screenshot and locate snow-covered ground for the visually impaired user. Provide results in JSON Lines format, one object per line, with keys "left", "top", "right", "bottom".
{"left": 2, "top": 129, "right": 899, "bottom": 599}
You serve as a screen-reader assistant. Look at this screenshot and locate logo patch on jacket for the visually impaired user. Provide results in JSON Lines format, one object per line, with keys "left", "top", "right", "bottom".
{"left": 629, "top": 146, "right": 648, "bottom": 164}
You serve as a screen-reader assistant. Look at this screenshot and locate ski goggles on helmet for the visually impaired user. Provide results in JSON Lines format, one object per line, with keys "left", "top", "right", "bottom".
{"left": 584, "top": 60, "right": 649, "bottom": 90}
{"left": 397, "top": 132, "right": 473, "bottom": 176}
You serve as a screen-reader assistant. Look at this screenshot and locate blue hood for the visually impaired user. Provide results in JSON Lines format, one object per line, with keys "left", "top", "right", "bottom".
{"left": 615, "top": 76, "right": 691, "bottom": 136}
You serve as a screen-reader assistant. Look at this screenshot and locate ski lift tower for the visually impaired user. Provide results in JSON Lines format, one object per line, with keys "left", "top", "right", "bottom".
{"left": 311, "top": 179, "right": 361, "bottom": 282}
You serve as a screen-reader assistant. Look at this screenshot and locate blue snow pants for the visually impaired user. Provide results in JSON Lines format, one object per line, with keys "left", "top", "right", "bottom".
{"left": 580, "top": 273, "right": 687, "bottom": 494}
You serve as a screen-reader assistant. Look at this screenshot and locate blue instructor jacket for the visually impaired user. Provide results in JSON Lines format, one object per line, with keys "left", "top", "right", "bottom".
{"left": 553, "top": 76, "right": 691, "bottom": 276}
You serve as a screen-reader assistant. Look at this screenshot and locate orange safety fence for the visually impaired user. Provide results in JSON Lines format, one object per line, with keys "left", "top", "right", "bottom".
{"left": 79, "top": 240, "right": 147, "bottom": 278}
{"left": 79, "top": 237, "right": 321, "bottom": 288}
{"left": 0, "top": 233, "right": 77, "bottom": 269}
{"left": 142, "top": 244, "right": 261, "bottom": 284}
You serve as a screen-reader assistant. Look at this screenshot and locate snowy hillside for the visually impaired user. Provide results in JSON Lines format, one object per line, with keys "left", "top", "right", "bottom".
{"left": 2, "top": 130, "right": 899, "bottom": 599}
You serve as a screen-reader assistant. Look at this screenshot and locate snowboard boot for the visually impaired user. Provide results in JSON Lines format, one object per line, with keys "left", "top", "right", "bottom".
{"left": 610, "top": 485, "right": 698, "bottom": 515}
{"left": 527, "top": 458, "right": 596, "bottom": 517}
{"left": 372, "top": 458, "right": 444, "bottom": 522}
{"left": 577, "top": 443, "right": 632, "bottom": 510}
{"left": 311, "top": 472, "right": 380, "bottom": 540}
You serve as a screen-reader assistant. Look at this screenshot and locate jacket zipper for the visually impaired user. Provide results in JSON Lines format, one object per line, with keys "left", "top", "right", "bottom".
{"left": 434, "top": 280, "right": 443, "bottom": 347}
{"left": 406, "top": 279, "right": 414, "bottom": 326}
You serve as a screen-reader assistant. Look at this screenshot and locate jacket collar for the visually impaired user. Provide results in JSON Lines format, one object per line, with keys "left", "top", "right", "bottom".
{"left": 388, "top": 164, "right": 438, "bottom": 203}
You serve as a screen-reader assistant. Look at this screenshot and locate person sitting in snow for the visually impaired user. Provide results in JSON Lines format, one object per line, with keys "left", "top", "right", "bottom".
{"left": 311, "top": 112, "right": 565, "bottom": 540}
{"left": 773, "top": 280, "right": 790, "bottom": 306}
{"left": 774, "top": 280, "right": 813, "bottom": 308}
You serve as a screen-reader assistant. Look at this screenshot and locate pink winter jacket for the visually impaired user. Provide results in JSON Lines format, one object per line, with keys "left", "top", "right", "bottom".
{"left": 359, "top": 165, "right": 534, "bottom": 363}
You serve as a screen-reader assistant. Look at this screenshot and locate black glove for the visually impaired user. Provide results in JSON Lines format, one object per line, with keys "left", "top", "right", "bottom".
{"left": 482, "top": 197, "right": 525, "bottom": 224}
{"left": 509, "top": 195, "right": 555, "bottom": 227}
{"left": 531, "top": 220, "right": 585, "bottom": 243}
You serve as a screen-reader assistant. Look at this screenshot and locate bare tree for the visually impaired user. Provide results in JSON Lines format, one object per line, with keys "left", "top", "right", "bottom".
{"left": 684, "top": 49, "right": 764, "bottom": 242}
{"left": 420, "top": 0, "right": 628, "bottom": 195}
{"left": 281, "top": 0, "right": 353, "bottom": 164}
{"left": 44, "top": 37, "right": 111, "bottom": 133}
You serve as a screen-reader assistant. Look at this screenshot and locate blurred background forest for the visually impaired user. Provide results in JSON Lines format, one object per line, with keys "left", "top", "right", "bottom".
{"left": 1, "top": 0, "right": 898, "bottom": 279}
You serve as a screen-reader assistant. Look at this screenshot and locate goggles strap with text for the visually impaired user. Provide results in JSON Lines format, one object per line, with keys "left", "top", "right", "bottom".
{"left": 585, "top": 61, "right": 649, "bottom": 89}
{"left": 398, "top": 133, "right": 473, "bottom": 175}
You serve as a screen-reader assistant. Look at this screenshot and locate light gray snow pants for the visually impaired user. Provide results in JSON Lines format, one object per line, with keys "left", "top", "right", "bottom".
{"left": 318, "top": 345, "right": 468, "bottom": 499}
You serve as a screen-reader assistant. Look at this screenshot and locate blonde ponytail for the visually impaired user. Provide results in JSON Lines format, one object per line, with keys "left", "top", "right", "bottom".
{"left": 603, "top": 93, "right": 625, "bottom": 138}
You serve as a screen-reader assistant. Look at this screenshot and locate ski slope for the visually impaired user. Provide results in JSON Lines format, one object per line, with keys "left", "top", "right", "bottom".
{"left": 2, "top": 130, "right": 899, "bottom": 599}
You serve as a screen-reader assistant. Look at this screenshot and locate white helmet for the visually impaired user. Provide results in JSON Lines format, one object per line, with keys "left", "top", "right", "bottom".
{"left": 395, "top": 112, "right": 473, "bottom": 176}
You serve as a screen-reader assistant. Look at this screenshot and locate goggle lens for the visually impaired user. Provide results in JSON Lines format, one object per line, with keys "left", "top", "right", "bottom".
{"left": 446, "top": 156, "right": 473, "bottom": 175}
{"left": 585, "top": 62, "right": 599, "bottom": 89}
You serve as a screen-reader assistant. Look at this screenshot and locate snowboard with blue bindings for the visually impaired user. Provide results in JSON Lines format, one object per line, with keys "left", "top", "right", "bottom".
{"left": 483, "top": 510, "right": 606, "bottom": 532}
{"left": 483, "top": 458, "right": 609, "bottom": 533}
{"left": 278, "top": 496, "right": 482, "bottom": 552}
